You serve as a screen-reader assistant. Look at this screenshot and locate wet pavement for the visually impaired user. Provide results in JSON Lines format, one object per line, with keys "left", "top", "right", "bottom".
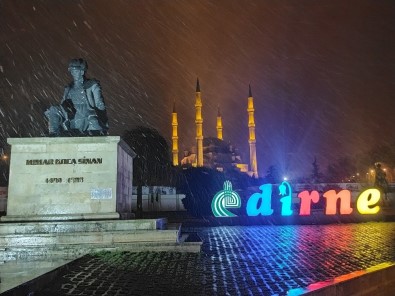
{"left": 0, "top": 259, "right": 72, "bottom": 294}
{"left": 33, "top": 222, "right": 395, "bottom": 296}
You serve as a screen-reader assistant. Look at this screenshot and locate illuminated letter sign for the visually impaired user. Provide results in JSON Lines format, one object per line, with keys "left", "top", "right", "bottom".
{"left": 323, "top": 190, "right": 353, "bottom": 215}
{"left": 357, "top": 188, "right": 380, "bottom": 214}
{"left": 298, "top": 190, "right": 319, "bottom": 216}
{"left": 279, "top": 181, "right": 293, "bottom": 216}
{"left": 211, "top": 180, "right": 241, "bottom": 217}
{"left": 211, "top": 181, "right": 382, "bottom": 218}
{"left": 246, "top": 184, "right": 273, "bottom": 216}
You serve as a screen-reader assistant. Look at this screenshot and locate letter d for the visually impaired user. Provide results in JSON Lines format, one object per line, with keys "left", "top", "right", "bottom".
{"left": 246, "top": 184, "right": 274, "bottom": 216}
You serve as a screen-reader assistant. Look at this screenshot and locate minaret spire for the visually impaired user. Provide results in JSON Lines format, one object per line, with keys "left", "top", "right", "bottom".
{"left": 247, "top": 84, "right": 258, "bottom": 178}
{"left": 171, "top": 100, "right": 179, "bottom": 166}
{"left": 195, "top": 78, "right": 204, "bottom": 167}
{"left": 216, "top": 105, "right": 223, "bottom": 140}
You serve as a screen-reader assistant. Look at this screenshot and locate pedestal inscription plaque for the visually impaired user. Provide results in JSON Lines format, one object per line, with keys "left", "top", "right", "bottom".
{"left": 2, "top": 136, "right": 134, "bottom": 221}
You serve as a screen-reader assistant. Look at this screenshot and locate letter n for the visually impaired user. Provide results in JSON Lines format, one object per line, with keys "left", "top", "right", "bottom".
{"left": 323, "top": 190, "right": 353, "bottom": 215}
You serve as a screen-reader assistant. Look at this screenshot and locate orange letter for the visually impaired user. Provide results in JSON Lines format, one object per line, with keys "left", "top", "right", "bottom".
{"left": 298, "top": 190, "right": 319, "bottom": 215}
{"left": 357, "top": 188, "right": 380, "bottom": 214}
{"left": 323, "top": 190, "right": 353, "bottom": 215}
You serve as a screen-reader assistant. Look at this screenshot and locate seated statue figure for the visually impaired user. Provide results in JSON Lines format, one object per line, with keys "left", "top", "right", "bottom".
{"left": 45, "top": 58, "right": 108, "bottom": 136}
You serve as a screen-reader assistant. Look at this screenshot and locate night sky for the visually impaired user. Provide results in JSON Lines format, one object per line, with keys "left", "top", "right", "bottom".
{"left": 1, "top": 0, "right": 394, "bottom": 178}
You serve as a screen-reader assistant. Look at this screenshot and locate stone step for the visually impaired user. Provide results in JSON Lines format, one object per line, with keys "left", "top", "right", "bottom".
{"left": 2, "top": 239, "right": 202, "bottom": 261}
{"left": 0, "top": 218, "right": 167, "bottom": 235}
{"left": 0, "top": 229, "right": 180, "bottom": 248}
{"left": 0, "top": 219, "right": 201, "bottom": 262}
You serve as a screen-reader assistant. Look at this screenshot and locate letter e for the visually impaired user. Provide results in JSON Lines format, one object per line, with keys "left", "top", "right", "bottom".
{"left": 357, "top": 188, "right": 381, "bottom": 214}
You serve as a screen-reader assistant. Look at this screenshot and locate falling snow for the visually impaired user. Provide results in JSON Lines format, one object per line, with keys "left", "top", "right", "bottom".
{"left": 0, "top": 0, "right": 395, "bottom": 178}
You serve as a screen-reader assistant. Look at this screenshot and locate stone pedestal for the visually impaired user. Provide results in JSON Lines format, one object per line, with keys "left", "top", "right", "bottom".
{"left": 1, "top": 136, "right": 135, "bottom": 222}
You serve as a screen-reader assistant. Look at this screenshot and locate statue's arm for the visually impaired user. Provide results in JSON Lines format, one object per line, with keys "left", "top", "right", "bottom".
{"left": 92, "top": 82, "right": 106, "bottom": 110}
{"left": 61, "top": 86, "right": 69, "bottom": 104}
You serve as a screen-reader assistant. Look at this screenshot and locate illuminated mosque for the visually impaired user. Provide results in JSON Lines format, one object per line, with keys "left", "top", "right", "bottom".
{"left": 171, "top": 79, "right": 259, "bottom": 178}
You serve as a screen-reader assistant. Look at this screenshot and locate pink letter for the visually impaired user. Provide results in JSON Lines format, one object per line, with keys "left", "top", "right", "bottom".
{"left": 323, "top": 190, "right": 353, "bottom": 215}
{"left": 298, "top": 190, "right": 319, "bottom": 215}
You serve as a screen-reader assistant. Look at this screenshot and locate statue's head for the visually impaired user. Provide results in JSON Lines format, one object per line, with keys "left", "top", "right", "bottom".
{"left": 68, "top": 58, "right": 88, "bottom": 72}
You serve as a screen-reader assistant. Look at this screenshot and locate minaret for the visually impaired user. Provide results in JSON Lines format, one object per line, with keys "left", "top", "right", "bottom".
{"left": 216, "top": 105, "right": 223, "bottom": 140}
{"left": 195, "top": 78, "right": 204, "bottom": 167}
{"left": 247, "top": 84, "right": 258, "bottom": 178}
{"left": 171, "top": 101, "right": 179, "bottom": 166}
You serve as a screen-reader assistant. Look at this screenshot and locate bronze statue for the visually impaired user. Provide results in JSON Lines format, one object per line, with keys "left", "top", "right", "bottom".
{"left": 374, "top": 162, "right": 389, "bottom": 201}
{"left": 45, "top": 58, "right": 108, "bottom": 136}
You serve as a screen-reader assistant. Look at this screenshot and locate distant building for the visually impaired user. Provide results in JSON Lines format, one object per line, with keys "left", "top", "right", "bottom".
{"left": 173, "top": 79, "right": 259, "bottom": 177}
{"left": 131, "top": 186, "right": 186, "bottom": 212}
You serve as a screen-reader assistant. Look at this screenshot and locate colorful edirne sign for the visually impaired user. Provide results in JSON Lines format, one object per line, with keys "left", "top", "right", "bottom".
{"left": 211, "top": 180, "right": 241, "bottom": 217}
{"left": 211, "top": 181, "right": 381, "bottom": 217}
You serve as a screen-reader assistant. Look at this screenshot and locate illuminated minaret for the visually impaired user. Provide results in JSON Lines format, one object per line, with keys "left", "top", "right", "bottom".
{"left": 171, "top": 101, "right": 179, "bottom": 166}
{"left": 195, "top": 78, "right": 204, "bottom": 167}
{"left": 247, "top": 84, "right": 258, "bottom": 178}
{"left": 216, "top": 105, "right": 223, "bottom": 140}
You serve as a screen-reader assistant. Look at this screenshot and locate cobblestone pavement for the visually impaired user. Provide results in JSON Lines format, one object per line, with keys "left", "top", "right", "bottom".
{"left": 37, "top": 222, "right": 395, "bottom": 296}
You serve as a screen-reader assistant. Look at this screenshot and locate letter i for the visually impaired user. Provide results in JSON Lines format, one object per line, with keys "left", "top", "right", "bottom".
{"left": 279, "top": 181, "right": 293, "bottom": 216}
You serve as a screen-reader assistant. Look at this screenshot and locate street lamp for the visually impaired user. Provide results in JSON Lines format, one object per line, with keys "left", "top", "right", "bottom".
{"left": 368, "top": 169, "right": 375, "bottom": 184}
